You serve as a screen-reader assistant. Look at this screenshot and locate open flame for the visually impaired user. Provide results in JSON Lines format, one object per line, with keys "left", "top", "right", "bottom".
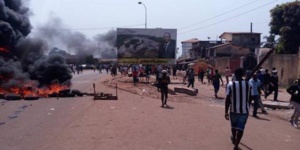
{"left": 0, "top": 82, "right": 70, "bottom": 98}
{"left": 38, "top": 83, "right": 69, "bottom": 97}
{"left": 0, "top": 47, "right": 9, "bottom": 53}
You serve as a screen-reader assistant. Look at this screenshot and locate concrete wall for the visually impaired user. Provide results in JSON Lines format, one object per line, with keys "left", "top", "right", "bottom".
{"left": 213, "top": 57, "right": 230, "bottom": 75}
{"left": 209, "top": 53, "right": 300, "bottom": 87}
{"left": 260, "top": 54, "right": 299, "bottom": 87}
{"left": 212, "top": 53, "right": 299, "bottom": 87}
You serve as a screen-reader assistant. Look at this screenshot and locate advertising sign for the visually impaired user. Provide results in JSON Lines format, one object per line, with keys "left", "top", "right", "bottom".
{"left": 117, "top": 28, "right": 177, "bottom": 64}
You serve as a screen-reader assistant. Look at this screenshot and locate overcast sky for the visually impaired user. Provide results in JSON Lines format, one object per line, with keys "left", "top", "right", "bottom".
{"left": 28, "top": 0, "right": 291, "bottom": 56}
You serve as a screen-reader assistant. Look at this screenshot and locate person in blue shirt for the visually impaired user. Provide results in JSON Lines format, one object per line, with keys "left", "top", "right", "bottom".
{"left": 257, "top": 70, "right": 264, "bottom": 86}
{"left": 249, "top": 73, "right": 261, "bottom": 118}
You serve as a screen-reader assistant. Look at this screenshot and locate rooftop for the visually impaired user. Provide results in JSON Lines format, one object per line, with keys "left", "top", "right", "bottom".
{"left": 181, "top": 38, "right": 199, "bottom": 43}
{"left": 207, "top": 42, "right": 243, "bottom": 50}
{"left": 219, "top": 32, "right": 261, "bottom": 38}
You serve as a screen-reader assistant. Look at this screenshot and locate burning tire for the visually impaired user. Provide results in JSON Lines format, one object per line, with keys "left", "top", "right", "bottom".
{"left": 0, "top": 94, "right": 5, "bottom": 99}
{"left": 59, "top": 89, "right": 75, "bottom": 97}
{"left": 71, "top": 89, "right": 83, "bottom": 97}
{"left": 5, "top": 94, "right": 22, "bottom": 101}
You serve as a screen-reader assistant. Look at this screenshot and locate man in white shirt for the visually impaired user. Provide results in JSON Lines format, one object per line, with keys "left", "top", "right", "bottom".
{"left": 225, "top": 66, "right": 231, "bottom": 84}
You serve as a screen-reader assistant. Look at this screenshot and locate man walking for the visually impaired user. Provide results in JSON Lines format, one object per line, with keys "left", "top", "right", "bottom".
{"left": 132, "top": 68, "right": 138, "bottom": 86}
{"left": 199, "top": 69, "right": 205, "bottom": 84}
{"left": 263, "top": 69, "right": 271, "bottom": 95}
{"left": 225, "top": 66, "right": 231, "bottom": 85}
{"left": 187, "top": 69, "right": 195, "bottom": 88}
{"left": 172, "top": 66, "right": 177, "bottom": 79}
{"left": 212, "top": 69, "right": 223, "bottom": 98}
{"left": 159, "top": 70, "right": 171, "bottom": 107}
{"left": 206, "top": 67, "right": 211, "bottom": 85}
{"left": 286, "top": 78, "right": 300, "bottom": 128}
{"left": 265, "top": 70, "right": 279, "bottom": 101}
{"left": 225, "top": 68, "right": 252, "bottom": 150}
{"left": 249, "top": 73, "right": 261, "bottom": 118}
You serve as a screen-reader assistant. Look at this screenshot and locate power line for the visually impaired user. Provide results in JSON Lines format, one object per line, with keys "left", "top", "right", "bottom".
{"left": 178, "top": 0, "right": 279, "bottom": 35}
{"left": 32, "top": 23, "right": 145, "bottom": 31}
{"left": 179, "top": 0, "right": 260, "bottom": 30}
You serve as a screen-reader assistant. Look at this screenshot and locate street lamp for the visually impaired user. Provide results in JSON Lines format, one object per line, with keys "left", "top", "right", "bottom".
{"left": 138, "top": 1, "right": 147, "bottom": 28}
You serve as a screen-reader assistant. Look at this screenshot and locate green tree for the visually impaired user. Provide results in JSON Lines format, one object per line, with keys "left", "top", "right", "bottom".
{"left": 269, "top": 1, "right": 300, "bottom": 54}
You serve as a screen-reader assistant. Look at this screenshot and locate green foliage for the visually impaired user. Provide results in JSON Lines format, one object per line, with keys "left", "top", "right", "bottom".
{"left": 269, "top": 1, "right": 300, "bottom": 54}
{"left": 275, "top": 42, "right": 284, "bottom": 53}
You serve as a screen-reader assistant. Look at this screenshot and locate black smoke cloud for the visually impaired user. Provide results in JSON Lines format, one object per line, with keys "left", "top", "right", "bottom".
{"left": 33, "top": 16, "right": 117, "bottom": 58}
{"left": 0, "top": 0, "right": 72, "bottom": 93}
{"left": 94, "top": 29, "right": 117, "bottom": 48}
{"left": 0, "top": 0, "right": 31, "bottom": 48}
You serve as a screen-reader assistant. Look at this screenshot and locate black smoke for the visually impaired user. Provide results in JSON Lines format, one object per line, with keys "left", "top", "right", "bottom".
{"left": 0, "top": 0, "right": 72, "bottom": 94}
{"left": 33, "top": 16, "right": 117, "bottom": 58}
{"left": 94, "top": 29, "right": 117, "bottom": 58}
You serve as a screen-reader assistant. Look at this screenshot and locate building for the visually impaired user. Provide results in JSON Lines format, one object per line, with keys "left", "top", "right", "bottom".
{"left": 206, "top": 43, "right": 250, "bottom": 58}
{"left": 191, "top": 40, "right": 223, "bottom": 59}
{"left": 219, "top": 32, "right": 261, "bottom": 50}
{"left": 181, "top": 38, "right": 199, "bottom": 59}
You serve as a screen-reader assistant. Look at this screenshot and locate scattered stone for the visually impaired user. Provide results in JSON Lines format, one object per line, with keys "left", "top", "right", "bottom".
{"left": 174, "top": 87, "right": 198, "bottom": 96}
{"left": 8, "top": 115, "right": 18, "bottom": 119}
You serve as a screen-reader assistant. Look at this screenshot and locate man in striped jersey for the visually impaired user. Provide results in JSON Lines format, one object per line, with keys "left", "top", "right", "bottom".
{"left": 225, "top": 68, "right": 252, "bottom": 150}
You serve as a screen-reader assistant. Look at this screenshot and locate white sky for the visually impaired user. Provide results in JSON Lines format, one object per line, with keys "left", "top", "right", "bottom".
{"left": 28, "top": 0, "right": 292, "bottom": 56}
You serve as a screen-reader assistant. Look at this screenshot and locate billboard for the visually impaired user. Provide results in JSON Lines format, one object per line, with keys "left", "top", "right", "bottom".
{"left": 117, "top": 28, "right": 177, "bottom": 64}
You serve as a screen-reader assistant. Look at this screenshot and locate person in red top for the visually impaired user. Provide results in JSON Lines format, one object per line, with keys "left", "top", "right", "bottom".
{"left": 197, "top": 67, "right": 201, "bottom": 82}
{"left": 139, "top": 67, "right": 145, "bottom": 82}
{"left": 132, "top": 68, "right": 138, "bottom": 86}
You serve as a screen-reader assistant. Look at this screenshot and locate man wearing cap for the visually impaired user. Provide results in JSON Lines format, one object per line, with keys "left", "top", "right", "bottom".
{"left": 158, "top": 70, "right": 171, "bottom": 107}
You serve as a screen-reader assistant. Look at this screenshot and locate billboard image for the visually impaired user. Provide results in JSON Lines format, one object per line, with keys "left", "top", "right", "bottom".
{"left": 117, "top": 28, "right": 177, "bottom": 64}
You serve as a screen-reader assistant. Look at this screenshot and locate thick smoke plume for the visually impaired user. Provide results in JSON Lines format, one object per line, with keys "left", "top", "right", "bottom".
{"left": 33, "top": 16, "right": 117, "bottom": 58}
{"left": 0, "top": 0, "right": 72, "bottom": 95}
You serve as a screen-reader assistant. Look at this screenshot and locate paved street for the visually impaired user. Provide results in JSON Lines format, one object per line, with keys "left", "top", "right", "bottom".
{"left": 0, "top": 70, "right": 299, "bottom": 150}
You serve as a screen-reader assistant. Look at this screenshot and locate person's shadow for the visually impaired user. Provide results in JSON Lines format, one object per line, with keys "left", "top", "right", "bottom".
{"left": 239, "top": 142, "right": 253, "bottom": 150}
{"left": 253, "top": 116, "right": 270, "bottom": 121}
{"left": 162, "top": 105, "right": 174, "bottom": 109}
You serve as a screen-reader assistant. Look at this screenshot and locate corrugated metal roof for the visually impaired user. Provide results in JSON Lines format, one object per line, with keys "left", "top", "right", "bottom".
{"left": 181, "top": 38, "right": 199, "bottom": 43}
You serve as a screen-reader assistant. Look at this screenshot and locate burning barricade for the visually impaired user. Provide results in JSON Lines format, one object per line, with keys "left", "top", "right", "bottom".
{"left": 0, "top": 80, "right": 84, "bottom": 100}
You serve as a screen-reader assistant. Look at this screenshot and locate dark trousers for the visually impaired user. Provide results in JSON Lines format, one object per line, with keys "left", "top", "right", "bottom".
{"left": 133, "top": 77, "right": 138, "bottom": 85}
{"left": 251, "top": 95, "right": 259, "bottom": 116}
{"left": 200, "top": 75, "right": 204, "bottom": 83}
{"left": 187, "top": 79, "right": 194, "bottom": 88}
{"left": 266, "top": 85, "right": 278, "bottom": 101}
{"left": 161, "top": 88, "right": 168, "bottom": 105}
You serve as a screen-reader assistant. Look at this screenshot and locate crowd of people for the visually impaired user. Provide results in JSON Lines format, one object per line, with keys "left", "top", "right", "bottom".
{"left": 126, "top": 65, "right": 299, "bottom": 149}
{"left": 85, "top": 63, "right": 299, "bottom": 135}
{"left": 75, "top": 63, "right": 299, "bottom": 149}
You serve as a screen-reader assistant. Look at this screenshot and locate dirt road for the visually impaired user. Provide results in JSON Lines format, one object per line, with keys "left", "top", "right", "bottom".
{"left": 0, "top": 71, "right": 299, "bottom": 150}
